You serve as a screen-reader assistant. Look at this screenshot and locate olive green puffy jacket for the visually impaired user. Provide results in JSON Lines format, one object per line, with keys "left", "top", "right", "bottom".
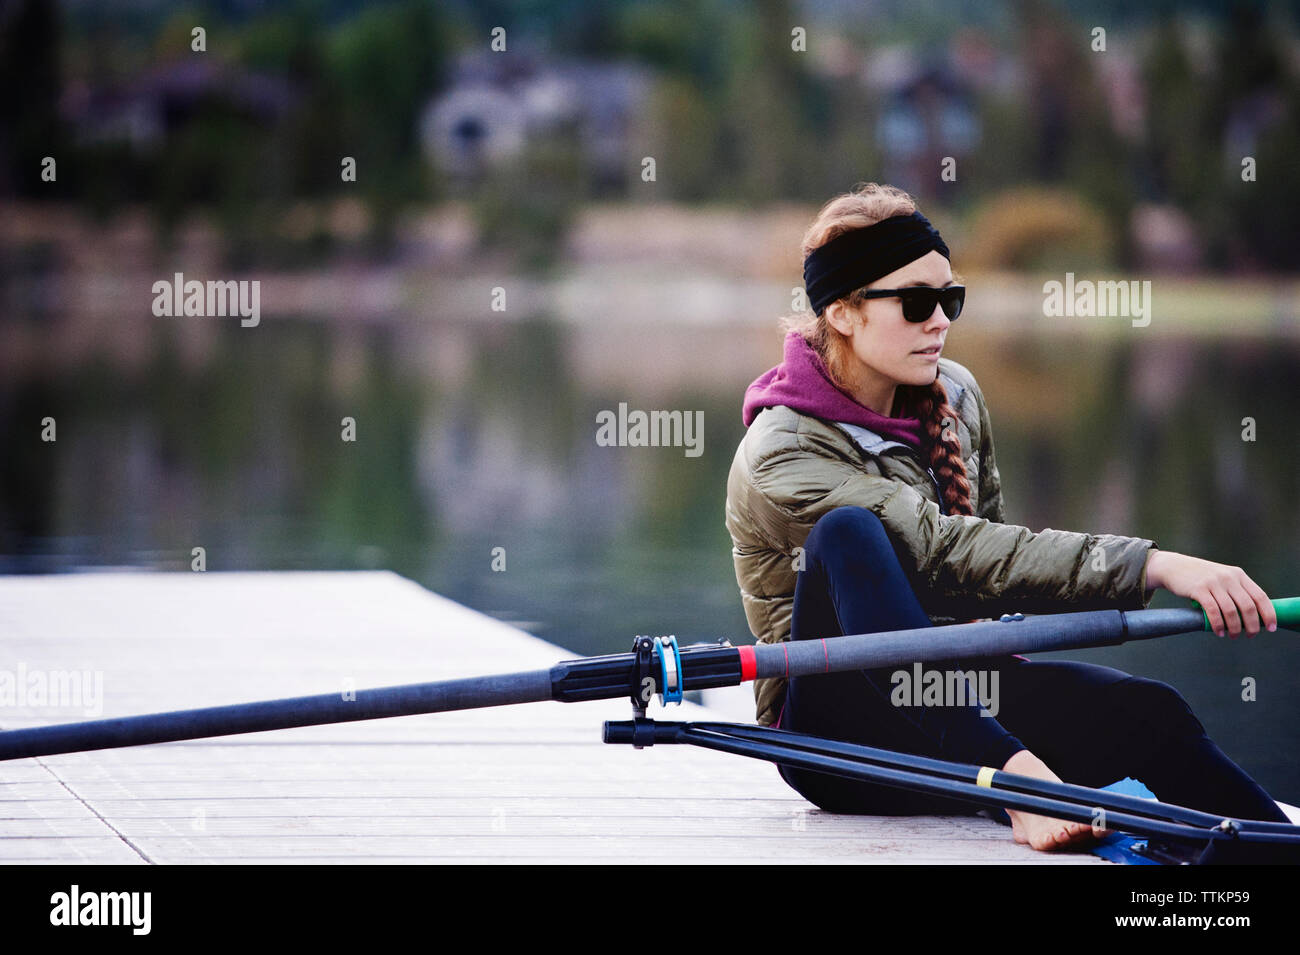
{"left": 724, "top": 357, "right": 1157, "bottom": 727}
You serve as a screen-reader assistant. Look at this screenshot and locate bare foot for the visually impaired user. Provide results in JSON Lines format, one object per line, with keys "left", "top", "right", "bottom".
{"left": 1001, "top": 750, "right": 1108, "bottom": 851}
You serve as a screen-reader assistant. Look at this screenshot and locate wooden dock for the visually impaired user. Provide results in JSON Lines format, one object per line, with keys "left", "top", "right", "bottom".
{"left": 0, "top": 571, "right": 1112, "bottom": 864}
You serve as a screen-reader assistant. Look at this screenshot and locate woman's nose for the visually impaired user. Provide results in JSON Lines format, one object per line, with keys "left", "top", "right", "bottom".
{"left": 925, "top": 307, "right": 951, "bottom": 328}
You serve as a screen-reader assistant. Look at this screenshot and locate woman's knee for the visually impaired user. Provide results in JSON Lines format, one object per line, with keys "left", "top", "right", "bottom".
{"left": 796, "top": 507, "right": 925, "bottom": 628}
{"left": 1109, "top": 676, "right": 1206, "bottom": 742}
{"left": 804, "top": 506, "right": 892, "bottom": 560}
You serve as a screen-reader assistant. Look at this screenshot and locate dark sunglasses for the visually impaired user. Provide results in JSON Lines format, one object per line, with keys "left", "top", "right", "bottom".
{"left": 856, "top": 285, "right": 965, "bottom": 323}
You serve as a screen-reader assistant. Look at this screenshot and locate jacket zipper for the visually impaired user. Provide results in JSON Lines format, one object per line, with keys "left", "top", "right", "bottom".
{"left": 868, "top": 444, "right": 948, "bottom": 516}
{"left": 884, "top": 447, "right": 947, "bottom": 516}
{"left": 925, "top": 466, "right": 947, "bottom": 516}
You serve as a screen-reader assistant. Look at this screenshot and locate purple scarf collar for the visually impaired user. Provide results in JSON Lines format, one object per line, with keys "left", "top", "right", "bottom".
{"left": 742, "top": 331, "right": 922, "bottom": 448}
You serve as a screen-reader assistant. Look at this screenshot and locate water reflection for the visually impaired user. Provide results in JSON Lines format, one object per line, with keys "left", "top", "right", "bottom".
{"left": 3, "top": 313, "right": 1298, "bottom": 797}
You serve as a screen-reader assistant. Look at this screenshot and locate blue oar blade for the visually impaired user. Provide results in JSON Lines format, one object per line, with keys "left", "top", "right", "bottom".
{"left": 1090, "top": 777, "right": 1178, "bottom": 865}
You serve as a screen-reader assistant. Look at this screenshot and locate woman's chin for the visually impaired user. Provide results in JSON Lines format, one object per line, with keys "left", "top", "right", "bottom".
{"left": 898, "top": 364, "right": 940, "bottom": 386}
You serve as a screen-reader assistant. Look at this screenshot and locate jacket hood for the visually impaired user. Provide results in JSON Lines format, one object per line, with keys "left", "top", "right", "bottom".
{"left": 742, "top": 331, "right": 922, "bottom": 449}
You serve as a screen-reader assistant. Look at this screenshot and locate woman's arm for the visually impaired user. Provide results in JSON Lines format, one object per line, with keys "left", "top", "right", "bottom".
{"left": 746, "top": 444, "right": 1155, "bottom": 619}
{"left": 963, "top": 378, "right": 1273, "bottom": 637}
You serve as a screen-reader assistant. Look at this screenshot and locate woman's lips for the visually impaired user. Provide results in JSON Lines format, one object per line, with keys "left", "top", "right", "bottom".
{"left": 913, "top": 345, "right": 942, "bottom": 358}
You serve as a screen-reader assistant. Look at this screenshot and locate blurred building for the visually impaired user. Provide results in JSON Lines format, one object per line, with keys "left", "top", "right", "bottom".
{"left": 419, "top": 50, "right": 653, "bottom": 191}
{"left": 1223, "top": 89, "right": 1287, "bottom": 167}
{"left": 62, "top": 60, "right": 296, "bottom": 150}
{"left": 865, "top": 49, "right": 982, "bottom": 199}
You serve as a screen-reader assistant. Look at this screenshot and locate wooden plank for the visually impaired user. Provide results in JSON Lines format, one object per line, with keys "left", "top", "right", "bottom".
{"left": 108, "top": 835, "right": 1095, "bottom": 864}
{"left": 0, "top": 838, "right": 150, "bottom": 863}
{"left": 14, "top": 813, "right": 1012, "bottom": 840}
{"left": 7, "top": 796, "right": 809, "bottom": 819}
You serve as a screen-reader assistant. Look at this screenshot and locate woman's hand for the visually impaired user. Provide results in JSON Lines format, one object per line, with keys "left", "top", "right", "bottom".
{"left": 1000, "top": 749, "right": 1107, "bottom": 851}
{"left": 1144, "top": 550, "right": 1277, "bottom": 638}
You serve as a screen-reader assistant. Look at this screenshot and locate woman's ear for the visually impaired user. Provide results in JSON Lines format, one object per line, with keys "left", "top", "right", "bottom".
{"left": 824, "top": 300, "right": 857, "bottom": 337}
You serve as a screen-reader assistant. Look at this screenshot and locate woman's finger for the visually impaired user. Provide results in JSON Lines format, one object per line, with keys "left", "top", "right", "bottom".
{"left": 1193, "top": 590, "right": 1224, "bottom": 636}
{"left": 1216, "top": 584, "right": 1243, "bottom": 638}
{"left": 1242, "top": 576, "right": 1277, "bottom": 632}
{"left": 1227, "top": 582, "right": 1260, "bottom": 637}
{"left": 1205, "top": 588, "right": 1231, "bottom": 637}
{"left": 1210, "top": 591, "right": 1234, "bottom": 638}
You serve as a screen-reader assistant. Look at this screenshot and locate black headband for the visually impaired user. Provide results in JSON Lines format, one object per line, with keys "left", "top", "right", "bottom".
{"left": 803, "top": 210, "right": 950, "bottom": 316}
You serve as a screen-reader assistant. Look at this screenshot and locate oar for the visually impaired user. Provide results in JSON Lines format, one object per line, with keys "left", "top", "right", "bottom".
{"left": 1, "top": 599, "right": 1297, "bottom": 761}
{"left": 602, "top": 719, "right": 1300, "bottom": 860}
{"left": 632, "top": 721, "right": 1299, "bottom": 834}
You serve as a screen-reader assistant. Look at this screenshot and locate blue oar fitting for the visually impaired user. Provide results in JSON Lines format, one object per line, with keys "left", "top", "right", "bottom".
{"left": 656, "top": 635, "right": 683, "bottom": 705}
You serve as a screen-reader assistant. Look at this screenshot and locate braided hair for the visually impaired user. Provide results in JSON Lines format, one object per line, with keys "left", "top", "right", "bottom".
{"left": 901, "top": 376, "right": 974, "bottom": 517}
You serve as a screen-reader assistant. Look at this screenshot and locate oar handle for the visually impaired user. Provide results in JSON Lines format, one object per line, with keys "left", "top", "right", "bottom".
{"left": 1195, "top": 596, "right": 1300, "bottom": 631}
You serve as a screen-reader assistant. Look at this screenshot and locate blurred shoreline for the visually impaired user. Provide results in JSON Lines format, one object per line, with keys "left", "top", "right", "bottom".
{"left": 6, "top": 200, "right": 1300, "bottom": 392}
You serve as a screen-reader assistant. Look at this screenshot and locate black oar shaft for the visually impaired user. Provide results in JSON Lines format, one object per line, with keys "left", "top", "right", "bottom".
{"left": 672, "top": 726, "right": 1240, "bottom": 848}
{"left": 753, "top": 609, "right": 1206, "bottom": 680}
{"left": 689, "top": 721, "right": 1296, "bottom": 833}
{"left": 0, "top": 669, "right": 554, "bottom": 761}
{"left": 604, "top": 720, "right": 1300, "bottom": 853}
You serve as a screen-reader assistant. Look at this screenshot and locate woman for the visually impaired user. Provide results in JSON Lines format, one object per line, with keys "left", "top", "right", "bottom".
{"left": 724, "top": 182, "right": 1289, "bottom": 852}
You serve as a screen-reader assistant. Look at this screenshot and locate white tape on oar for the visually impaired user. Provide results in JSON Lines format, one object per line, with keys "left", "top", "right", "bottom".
{"left": 977, "top": 766, "right": 996, "bottom": 788}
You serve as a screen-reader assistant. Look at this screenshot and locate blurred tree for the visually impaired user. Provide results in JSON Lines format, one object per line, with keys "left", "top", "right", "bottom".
{"left": 548, "top": 1, "right": 619, "bottom": 56}
{"left": 325, "top": 0, "right": 449, "bottom": 247}
{"left": 647, "top": 76, "right": 720, "bottom": 201}
{"left": 720, "top": 0, "right": 806, "bottom": 201}
{"left": 810, "top": 79, "right": 882, "bottom": 201}
{"left": 1212, "top": 1, "right": 1300, "bottom": 270}
{"left": 1143, "top": 15, "right": 1213, "bottom": 209}
{"left": 965, "top": 92, "right": 1038, "bottom": 195}
{"left": 610, "top": 0, "right": 731, "bottom": 88}
{"left": 238, "top": 9, "right": 347, "bottom": 199}
{"left": 470, "top": 136, "right": 583, "bottom": 271}
{"left": 1012, "top": 0, "right": 1136, "bottom": 261}
{"left": 0, "top": 0, "right": 64, "bottom": 197}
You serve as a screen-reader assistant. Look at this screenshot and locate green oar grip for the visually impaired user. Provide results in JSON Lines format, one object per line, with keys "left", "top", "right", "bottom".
{"left": 1271, "top": 597, "right": 1300, "bottom": 630}
{"left": 1195, "top": 596, "right": 1300, "bottom": 631}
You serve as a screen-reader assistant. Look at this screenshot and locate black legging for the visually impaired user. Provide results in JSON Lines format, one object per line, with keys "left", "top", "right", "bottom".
{"left": 774, "top": 506, "right": 1289, "bottom": 824}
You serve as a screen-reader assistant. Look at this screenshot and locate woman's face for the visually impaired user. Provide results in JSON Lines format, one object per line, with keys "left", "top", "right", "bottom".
{"left": 825, "top": 249, "right": 956, "bottom": 394}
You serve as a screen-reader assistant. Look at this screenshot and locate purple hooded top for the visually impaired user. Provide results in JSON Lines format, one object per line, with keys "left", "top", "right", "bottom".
{"left": 742, "top": 331, "right": 923, "bottom": 449}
